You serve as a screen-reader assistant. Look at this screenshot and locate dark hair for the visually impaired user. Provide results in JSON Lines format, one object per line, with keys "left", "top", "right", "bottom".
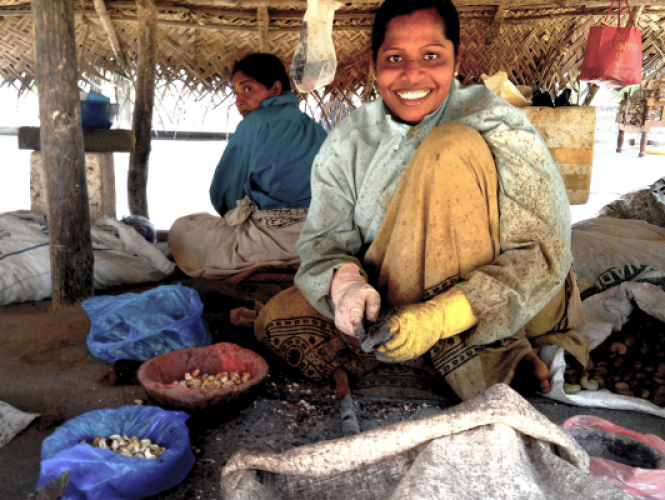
{"left": 232, "top": 54, "right": 291, "bottom": 94}
{"left": 371, "top": 0, "right": 460, "bottom": 61}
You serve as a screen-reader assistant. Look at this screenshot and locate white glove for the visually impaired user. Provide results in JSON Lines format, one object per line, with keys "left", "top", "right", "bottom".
{"left": 330, "top": 263, "right": 381, "bottom": 339}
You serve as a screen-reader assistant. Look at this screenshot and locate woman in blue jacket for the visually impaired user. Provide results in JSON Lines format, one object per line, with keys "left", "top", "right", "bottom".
{"left": 169, "top": 54, "right": 327, "bottom": 278}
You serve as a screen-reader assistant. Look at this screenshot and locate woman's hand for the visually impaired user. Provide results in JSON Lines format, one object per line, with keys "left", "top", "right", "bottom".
{"left": 367, "top": 288, "right": 479, "bottom": 362}
{"left": 330, "top": 263, "right": 381, "bottom": 340}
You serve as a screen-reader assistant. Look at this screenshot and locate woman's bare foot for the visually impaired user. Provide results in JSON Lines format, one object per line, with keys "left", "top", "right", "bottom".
{"left": 521, "top": 350, "right": 551, "bottom": 393}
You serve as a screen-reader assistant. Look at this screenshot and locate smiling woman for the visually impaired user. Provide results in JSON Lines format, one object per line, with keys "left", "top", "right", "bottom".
{"left": 255, "top": 0, "right": 589, "bottom": 401}
{"left": 372, "top": 8, "right": 459, "bottom": 125}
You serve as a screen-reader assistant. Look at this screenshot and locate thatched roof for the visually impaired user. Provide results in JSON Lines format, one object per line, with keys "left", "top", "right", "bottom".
{"left": 1, "top": 0, "right": 664, "bottom": 117}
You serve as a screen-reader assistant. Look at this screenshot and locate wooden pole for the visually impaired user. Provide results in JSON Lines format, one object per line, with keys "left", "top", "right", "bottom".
{"left": 128, "top": 0, "right": 157, "bottom": 217}
{"left": 32, "top": 0, "right": 94, "bottom": 307}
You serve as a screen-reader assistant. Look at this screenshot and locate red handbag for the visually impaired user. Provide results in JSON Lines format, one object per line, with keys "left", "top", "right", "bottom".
{"left": 579, "top": 0, "right": 643, "bottom": 90}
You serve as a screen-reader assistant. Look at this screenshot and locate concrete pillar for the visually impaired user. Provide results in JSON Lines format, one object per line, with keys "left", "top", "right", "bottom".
{"left": 31, "top": 152, "right": 116, "bottom": 222}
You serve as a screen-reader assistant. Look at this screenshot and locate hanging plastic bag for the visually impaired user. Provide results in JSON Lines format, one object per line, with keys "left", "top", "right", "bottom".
{"left": 84, "top": 283, "right": 211, "bottom": 363}
{"left": 36, "top": 405, "right": 196, "bottom": 500}
{"left": 290, "top": 0, "right": 341, "bottom": 93}
{"left": 579, "top": 0, "right": 642, "bottom": 90}
{"left": 564, "top": 416, "right": 665, "bottom": 499}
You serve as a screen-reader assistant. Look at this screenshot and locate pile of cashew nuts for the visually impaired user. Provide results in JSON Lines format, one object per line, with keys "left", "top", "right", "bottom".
{"left": 171, "top": 369, "right": 251, "bottom": 390}
{"left": 565, "top": 332, "right": 665, "bottom": 406}
{"left": 82, "top": 435, "right": 166, "bottom": 459}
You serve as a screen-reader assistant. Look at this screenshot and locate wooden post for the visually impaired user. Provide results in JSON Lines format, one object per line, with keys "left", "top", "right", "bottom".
{"left": 640, "top": 90, "right": 654, "bottom": 157}
{"left": 128, "top": 0, "right": 157, "bottom": 217}
{"left": 617, "top": 91, "right": 629, "bottom": 152}
{"left": 32, "top": 0, "right": 94, "bottom": 307}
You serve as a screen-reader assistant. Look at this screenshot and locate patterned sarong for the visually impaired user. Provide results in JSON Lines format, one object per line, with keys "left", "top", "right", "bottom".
{"left": 169, "top": 197, "right": 307, "bottom": 278}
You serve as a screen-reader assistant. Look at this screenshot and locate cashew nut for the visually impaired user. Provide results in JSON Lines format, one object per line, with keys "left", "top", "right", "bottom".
{"left": 592, "top": 376, "right": 606, "bottom": 388}
{"left": 610, "top": 342, "right": 627, "bottom": 355}
{"left": 580, "top": 376, "right": 599, "bottom": 391}
{"left": 564, "top": 384, "right": 581, "bottom": 394}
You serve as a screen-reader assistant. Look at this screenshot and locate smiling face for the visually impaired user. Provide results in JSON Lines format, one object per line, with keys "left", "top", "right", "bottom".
{"left": 372, "top": 8, "right": 460, "bottom": 125}
{"left": 232, "top": 71, "right": 275, "bottom": 117}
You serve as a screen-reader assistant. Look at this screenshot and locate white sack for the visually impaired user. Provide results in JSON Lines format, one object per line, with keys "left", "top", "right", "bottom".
{"left": 0, "top": 400, "right": 39, "bottom": 450}
{"left": 571, "top": 218, "right": 665, "bottom": 299}
{"left": 221, "top": 384, "right": 630, "bottom": 500}
{"left": 540, "top": 217, "right": 665, "bottom": 417}
{"left": 0, "top": 211, "right": 175, "bottom": 306}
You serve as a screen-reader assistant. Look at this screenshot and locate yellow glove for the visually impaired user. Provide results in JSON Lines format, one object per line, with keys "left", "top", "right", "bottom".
{"left": 366, "top": 288, "right": 479, "bottom": 362}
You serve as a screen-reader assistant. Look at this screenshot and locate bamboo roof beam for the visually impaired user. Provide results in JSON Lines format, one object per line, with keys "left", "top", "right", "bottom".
{"left": 92, "top": 0, "right": 128, "bottom": 68}
{"left": 2, "top": 0, "right": 665, "bottom": 18}
{"left": 257, "top": 6, "right": 269, "bottom": 52}
{"left": 485, "top": 3, "right": 507, "bottom": 44}
{"left": 631, "top": 4, "right": 645, "bottom": 22}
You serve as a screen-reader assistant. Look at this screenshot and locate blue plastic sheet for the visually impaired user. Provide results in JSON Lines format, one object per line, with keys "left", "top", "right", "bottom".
{"left": 84, "top": 284, "right": 211, "bottom": 362}
{"left": 36, "top": 405, "right": 196, "bottom": 500}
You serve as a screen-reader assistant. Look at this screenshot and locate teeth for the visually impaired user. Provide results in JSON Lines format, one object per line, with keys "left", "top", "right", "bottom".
{"left": 397, "top": 90, "right": 429, "bottom": 100}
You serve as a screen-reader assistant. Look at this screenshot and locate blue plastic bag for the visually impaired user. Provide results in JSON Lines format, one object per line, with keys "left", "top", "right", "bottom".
{"left": 84, "top": 283, "right": 211, "bottom": 362}
{"left": 36, "top": 405, "right": 196, "bottom": 500}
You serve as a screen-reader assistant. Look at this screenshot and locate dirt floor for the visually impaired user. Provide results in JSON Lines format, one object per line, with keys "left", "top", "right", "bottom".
{"left": 3, "top": 275, "right": 665, "bottom": 499}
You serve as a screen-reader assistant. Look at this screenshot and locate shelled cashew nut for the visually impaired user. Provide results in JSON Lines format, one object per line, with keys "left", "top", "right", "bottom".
{"left": 580, "top": 376, "right": 599, "bottom": 391}
{"left": 564, "top": 384, "right": 581, "bottom": 394}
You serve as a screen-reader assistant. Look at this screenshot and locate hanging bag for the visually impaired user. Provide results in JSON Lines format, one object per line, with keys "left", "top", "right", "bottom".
{"left": 579, "top": 0, "right": 642, "bottom": 90}
{"left": 290, "top": 0, "right": 341, "bottom": 93}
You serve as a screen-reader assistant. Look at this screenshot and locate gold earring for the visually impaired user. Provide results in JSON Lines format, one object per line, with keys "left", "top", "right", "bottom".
{"left": 454, "top": 71, "right": 459, "bottom": 77}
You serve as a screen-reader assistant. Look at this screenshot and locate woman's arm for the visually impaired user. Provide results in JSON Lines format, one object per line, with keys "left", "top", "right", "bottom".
{"left": 294, "top": 136, "right": 366, "bottom": 319}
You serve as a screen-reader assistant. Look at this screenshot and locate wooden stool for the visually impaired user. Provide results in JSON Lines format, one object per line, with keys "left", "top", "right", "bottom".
{"left": 617, "top": 90, "right": 665, "bottom": 157}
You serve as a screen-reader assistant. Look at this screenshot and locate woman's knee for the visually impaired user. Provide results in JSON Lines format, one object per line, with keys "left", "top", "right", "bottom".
{"left": 421, "top": 123, "right": 488, "bottom": 155}
{"left": 409, "top": 123, "right": 495, "bottom": 182}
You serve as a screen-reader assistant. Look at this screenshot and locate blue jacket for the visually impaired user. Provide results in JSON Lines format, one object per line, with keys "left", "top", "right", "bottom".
{"left": 209, "top": 91, "right": 327, "bottom": 215}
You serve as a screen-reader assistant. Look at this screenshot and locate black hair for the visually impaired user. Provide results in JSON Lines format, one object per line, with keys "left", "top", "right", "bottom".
{"left": 371, "top": 0, "right": 460, "bottom": 61}
{"left": 232, "top": 54, "right": 291, "bottom": 94}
